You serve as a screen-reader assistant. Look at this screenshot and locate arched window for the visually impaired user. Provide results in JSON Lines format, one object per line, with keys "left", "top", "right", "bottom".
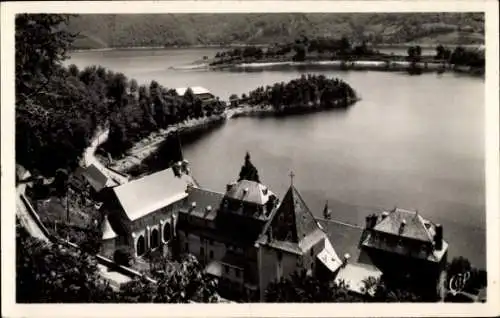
{"left": 136, "top": 235, "right": 145, "bottom": 256}
{"left": 151, "top": 228, "right": 159, "bottom": 249}
{"left": 163, "top": 223, "right": 172, "bottom": 242}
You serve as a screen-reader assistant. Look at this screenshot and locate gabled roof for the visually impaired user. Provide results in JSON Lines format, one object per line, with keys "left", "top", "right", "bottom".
{"left": 270, "top": 185, "right": 320, "bottom": 244}
{"left": 175, "top": 86, "right": 211, "bottom": 96}
{"left": 373, "top": 208, "right": 435, "bottom": 242}
{"left": 85, "top": 164, "right": 117, "bottom": 192}
{"left": 225, "top": 180, "right": 274, "bottom": 205}
{"left": 113, "top": 168, "right": 197, "bottom": 221}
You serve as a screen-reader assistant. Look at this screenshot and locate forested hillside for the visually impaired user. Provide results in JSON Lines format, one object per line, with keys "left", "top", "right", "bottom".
{"left": 67, "top": 13, "right": 484, "bottom": 49}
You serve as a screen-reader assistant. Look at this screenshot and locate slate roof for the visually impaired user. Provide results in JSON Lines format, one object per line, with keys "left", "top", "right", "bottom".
{"left": 179, "top": 187, "right": 224, "bottom": 221}
{"left": 225, "top": 180, "right": 274, "bottom": 205}
{"left": 113, "top": 168, "right": 197, "bottom": 221}
{"left": 270, "top": 185, "right": 320, "bottom": 244}
{"left": 373, "top": 208, "right": 435, "bottom": 242}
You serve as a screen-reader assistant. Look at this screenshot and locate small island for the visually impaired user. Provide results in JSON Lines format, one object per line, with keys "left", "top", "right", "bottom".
{"left": 228, "top": 74, "right": 359, "bottom": 118}
{"left": 207, "top": 37, "right": 485, "bottom": 76}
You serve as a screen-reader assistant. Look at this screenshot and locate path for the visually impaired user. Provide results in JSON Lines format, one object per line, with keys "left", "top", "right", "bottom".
{"left": 84, "top": 129, "right": 130, "bottom": 185}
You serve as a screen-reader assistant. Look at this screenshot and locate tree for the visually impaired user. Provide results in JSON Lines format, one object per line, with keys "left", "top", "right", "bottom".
{"left": 16, "top": 14, "right": 76, "bottom": 108}
{"left": 265, "top": 270, "right": 364, "bottom": 302}
{"left": 238, "top": 152, "right": 261, "bottom": 183}
{"left": 16, "top": 223, "right": 116, "bottom": 303}
{"left": 117, "top": 254, "right": 219, "bottom": 303}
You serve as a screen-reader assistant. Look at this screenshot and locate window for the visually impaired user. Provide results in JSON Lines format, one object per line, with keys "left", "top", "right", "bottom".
{"left": 310, "top": 247, "right": 314, "bottom": 257}
{"left": 150, "top": 228, "right": 159, "bottom": 249}
{"left": 209, "top": 250, "right": 214, "bottom": 259}
{"left": 235, "top": 269, "right": 241, "bottom": 278}
{"left": 200, "top": 247, "right": 205, "bottom": 257}
{"left": 163, "top": 223, "right": 171, "bottom": 242}
{"left": 277, "top": 251, "right": 283, "bottom": 262}
{"left": 224, "top": 265, "right": 230, "bottom": 274}
{"left": 136, "top": 235, "right": 145, "bottom": 256}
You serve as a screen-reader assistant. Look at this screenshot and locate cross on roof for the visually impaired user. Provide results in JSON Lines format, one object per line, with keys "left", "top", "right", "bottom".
{"left": 289, "top": 171, "right": 295, "bottom": 185}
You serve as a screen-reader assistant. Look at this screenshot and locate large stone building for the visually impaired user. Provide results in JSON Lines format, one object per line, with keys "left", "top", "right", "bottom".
{"left": 101, "top": 162, "right": 342, "bottom": 300}
{"left": 100, "top": 160, "right": 448, "bottom": 301}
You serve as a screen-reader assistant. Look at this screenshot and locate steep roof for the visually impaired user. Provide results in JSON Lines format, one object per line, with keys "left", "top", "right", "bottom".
{"left": 85, "top": 164, "right": 117, "bottom": 192}
{"left": 225, "top": 180, "right": 274, "bottom": 205}
{"left": 113, "top": 168, "right": 196, "bottom": 221}
{"left": 373, "top": 208, "right": 435, "bottom": 242}
{"left": 270, "top": 185, "right": 320, "bottom": 244}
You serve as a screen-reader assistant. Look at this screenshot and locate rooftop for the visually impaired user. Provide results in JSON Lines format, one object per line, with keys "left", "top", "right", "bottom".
{"left": 373, "top": 208, "right": 436, "bottom": 242}
{"left": 175, "top": 86, "right": 211, "bottom": 96}
{"left": 113, "top": 167, "right": 196, "bottom": 221}
{"left": 225, "top": 179, "right": 274, "bottom": 205}
{"left": 179, "top": 187, "right": 224, "bottom": 221}
{"left": 334, "top": 262, "right": 383, "bottom": 296}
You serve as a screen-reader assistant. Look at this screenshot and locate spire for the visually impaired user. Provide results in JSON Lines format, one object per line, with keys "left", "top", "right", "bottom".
{"left": 289, "top": 171, "right": 295, "bottom": 186}
{"left": 323, "top": 200, "right": 331, "bottom": 219}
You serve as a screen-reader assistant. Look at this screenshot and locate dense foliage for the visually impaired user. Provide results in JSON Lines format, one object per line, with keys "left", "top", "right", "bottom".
{"left": 238, "top": 152, "right": 261, "bottom": 183}
{"left": 265, "top": 270, "right": 364, "bottom": 302}
{"left": 242, "top": 74, "right": 357, "bottom": 113}
{"left": 117, "top": 255, "right": 219, "bottom": 303}
{"left": 16, "top": 223, "right": 116, "bottom": 302}
{"left": 67, "top": 13, "right": 484, "bottom": 49}
{"left": 17, "top": 223, "right": 219, "bottom": 303}
{"left": 15, "top": 14, "right": 225, "bottom": 177}
{"left": 264, "top": 270, "right": 425, "bottom": 303}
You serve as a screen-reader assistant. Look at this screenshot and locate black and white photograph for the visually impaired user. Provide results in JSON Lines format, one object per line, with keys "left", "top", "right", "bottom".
{"left": 2, "top": 1, "right": 499, "bottom": 317}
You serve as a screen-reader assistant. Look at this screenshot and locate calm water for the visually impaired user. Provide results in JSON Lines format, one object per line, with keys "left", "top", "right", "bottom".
{"left": 68, "top": 49, "right": 486, "bottom": 268}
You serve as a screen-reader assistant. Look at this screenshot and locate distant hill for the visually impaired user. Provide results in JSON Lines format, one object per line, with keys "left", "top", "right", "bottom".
{"left": 67, "top": 13, "right": 484, "bottom": 49}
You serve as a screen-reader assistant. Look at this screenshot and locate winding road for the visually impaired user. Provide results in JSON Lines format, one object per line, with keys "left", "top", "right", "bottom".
{"left": 84, "top": 129, "right": 130, "bottom": 185}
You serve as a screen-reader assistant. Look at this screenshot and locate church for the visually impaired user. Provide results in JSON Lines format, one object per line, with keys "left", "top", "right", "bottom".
{"left": 100, "top": 160, "right": 343, "bottom": 300}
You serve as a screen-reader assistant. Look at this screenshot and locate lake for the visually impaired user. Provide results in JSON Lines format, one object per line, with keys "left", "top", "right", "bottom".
{"left": 67, "top": 48, "right": 486, "bottom": 269}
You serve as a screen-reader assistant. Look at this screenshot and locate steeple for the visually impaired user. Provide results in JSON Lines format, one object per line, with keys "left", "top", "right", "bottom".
{"left": 270, "top": 175, "right": 319, "bottom": 244}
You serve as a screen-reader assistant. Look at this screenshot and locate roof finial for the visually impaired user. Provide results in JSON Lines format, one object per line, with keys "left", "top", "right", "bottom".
{"left": 289, "top": 171, "right": 295, "bottom": 186}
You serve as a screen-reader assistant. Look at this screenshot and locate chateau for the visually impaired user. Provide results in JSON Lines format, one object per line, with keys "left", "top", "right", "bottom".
{"left": 99, "top": 160, "right": 448, "bottom": 300}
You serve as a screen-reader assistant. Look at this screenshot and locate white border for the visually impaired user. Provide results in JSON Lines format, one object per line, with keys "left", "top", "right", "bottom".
{"left": 1, "top": 1, "right": 499, "bottom": 317}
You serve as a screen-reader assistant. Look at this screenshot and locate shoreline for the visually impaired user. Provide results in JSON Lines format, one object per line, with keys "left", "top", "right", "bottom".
{"left": 209, "top": 59, "right": 484, "bottom": 77}
{"left": 69, "top": 42, "right": 484, "bottom": 53}
{"left": 105, "top": 98, "right": 357, "bottom": 174}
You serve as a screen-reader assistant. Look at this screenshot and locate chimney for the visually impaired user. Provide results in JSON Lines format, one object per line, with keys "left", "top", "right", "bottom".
{"left": 343, "top": 253, "right": 351, "bottom": 266}
{"left": 365, "top": 214, "right": 377, "bottom": 229}
{"left": 381, "top": 211, "right": 389, "bottom": 220}
{"left": 262, "top": 186, "right": 268, "bottom": 195}
{"left": 398, "top": 219, "right": 406, "bottom": 235}
{"left": 434, "top": 224, "right": 443, "bottom": 250}
{"left": 181, "top": 159, "right": 189, "bottom": 174}
{"left": 172, "top": 163, "right": 181, "bottom": 177}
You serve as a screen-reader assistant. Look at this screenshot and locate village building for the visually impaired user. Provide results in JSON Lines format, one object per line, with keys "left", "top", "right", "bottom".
{"left": 175, "top": 86, "right": 215, "bottom": 103}
{"left": 333, "top": 207, "right": 449, "bottom": 298}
